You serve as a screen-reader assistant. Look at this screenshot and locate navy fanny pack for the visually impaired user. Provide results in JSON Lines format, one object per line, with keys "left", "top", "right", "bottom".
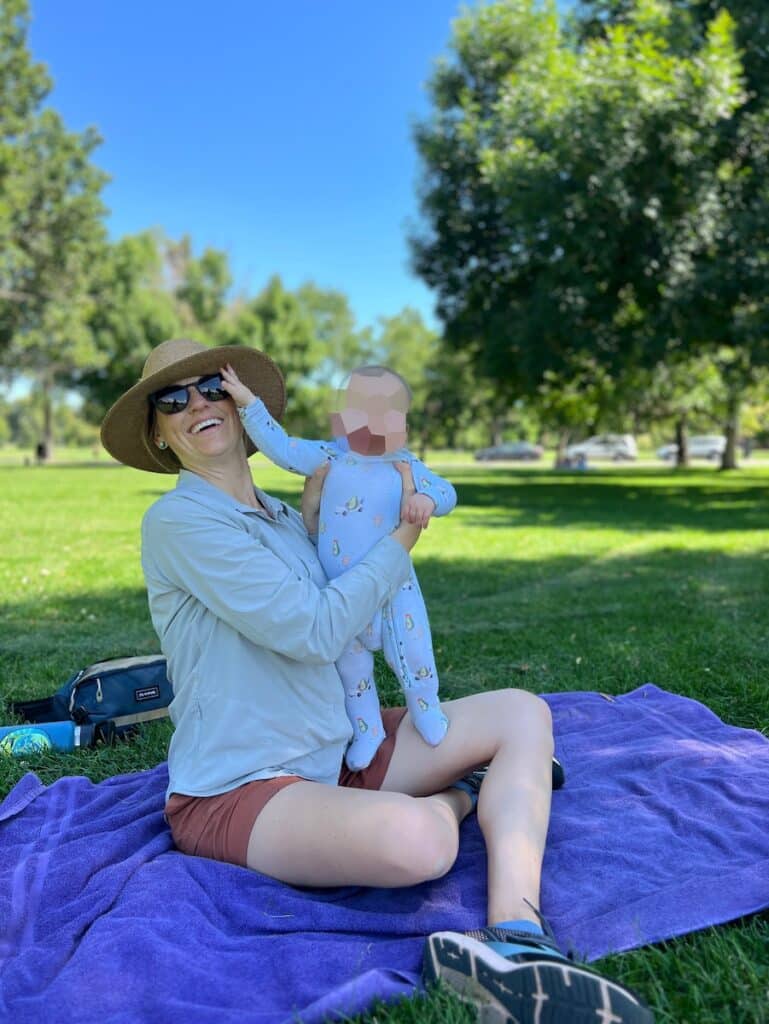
{"left": 9, "top": 654, "right": 173, "bottom": 741}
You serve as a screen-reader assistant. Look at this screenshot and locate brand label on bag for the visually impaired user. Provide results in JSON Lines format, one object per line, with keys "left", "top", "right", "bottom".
{"left": 135, "top": 686, "right": 161, "bottom": 703}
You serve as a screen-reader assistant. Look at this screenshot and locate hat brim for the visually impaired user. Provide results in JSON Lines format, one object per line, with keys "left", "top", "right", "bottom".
{"left": 100, "top": 345, "right": 286, "bottom": 473}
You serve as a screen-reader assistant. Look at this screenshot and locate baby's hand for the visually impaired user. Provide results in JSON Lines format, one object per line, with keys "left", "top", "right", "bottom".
{"left": 394, "top": 461, "right": 435, "bottom": 527}
{"left": 402, "top": 492, "right": 436, "bottom": 529}
{"left": 220, "top": 363, "right": 257, "bottom": 408}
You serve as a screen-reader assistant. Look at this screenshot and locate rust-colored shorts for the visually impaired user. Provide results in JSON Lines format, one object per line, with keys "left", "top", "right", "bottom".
{"left": 165, "top": 707, "right": 408, "bottom": 868}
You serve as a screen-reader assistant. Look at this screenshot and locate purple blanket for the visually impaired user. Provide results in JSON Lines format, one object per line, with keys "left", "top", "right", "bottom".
{"left": 1, "top": 684, "right": 767, "bottom": 1023}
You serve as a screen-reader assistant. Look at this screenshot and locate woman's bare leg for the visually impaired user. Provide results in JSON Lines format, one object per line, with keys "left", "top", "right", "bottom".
{"left": 381, "top": 688, "right": 553, "bottom": 925}
{"left": 245, "top": 686, "right": 552, "bottom": 923}
{"left": 245, "top": 780, "right": 464, "bottom": 887}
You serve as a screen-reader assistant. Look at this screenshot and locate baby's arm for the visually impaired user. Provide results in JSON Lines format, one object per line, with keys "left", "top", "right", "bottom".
{"left": 405, "top": 455, "right": 457, "bottom": 520}
{"left": 221, "top": 363, "right": 330, "bottom": 477}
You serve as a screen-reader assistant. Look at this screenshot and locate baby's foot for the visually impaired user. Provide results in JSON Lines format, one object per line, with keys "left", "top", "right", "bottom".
{"left": 344, "top": 721, "right": 384, "bottom": 771}
{"left": 406, "top": 690, "right": 449, "bottom": 746}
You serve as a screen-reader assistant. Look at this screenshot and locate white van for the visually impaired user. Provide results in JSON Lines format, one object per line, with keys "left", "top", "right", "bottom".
{"left": 565, "top": 434, "right": 638, "bottom": 461}
{"left": 657, "top": 435, "right": 726, "bottom": 461}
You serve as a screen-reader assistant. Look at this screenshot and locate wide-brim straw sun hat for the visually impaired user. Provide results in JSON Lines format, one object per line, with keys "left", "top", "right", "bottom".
{"left": 100, "top": 338, "right": 286, "bottom": 473}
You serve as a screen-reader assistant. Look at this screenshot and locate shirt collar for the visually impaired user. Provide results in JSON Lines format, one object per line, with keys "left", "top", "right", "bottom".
{"left": 331, "top": 437, "right": 410, "bottom": 463}
{"left": 176, "top": 469, "right": 288, "bottom": 519}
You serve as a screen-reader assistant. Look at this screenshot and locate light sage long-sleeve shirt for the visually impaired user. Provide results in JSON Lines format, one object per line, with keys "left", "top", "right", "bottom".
{"left": 141, "top": 470, "right": 411, "bottom": 801}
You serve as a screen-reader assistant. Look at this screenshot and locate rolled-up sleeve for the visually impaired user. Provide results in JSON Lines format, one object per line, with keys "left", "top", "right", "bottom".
{"left": 142, "top": 503, "right": 410, "bottom": 665}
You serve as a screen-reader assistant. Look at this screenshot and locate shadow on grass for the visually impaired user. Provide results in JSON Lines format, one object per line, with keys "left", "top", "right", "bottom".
{"left": 2, "top": 545, "right": 763, "bottom": 628}
{"left": 452, "top": 472, "right": 769, "bottom": 532}
{"left": 133, "top": 468, "right": 769, "bottom": 532}
{"left": 3, "top": 544, "right": 768, "bottom": 724}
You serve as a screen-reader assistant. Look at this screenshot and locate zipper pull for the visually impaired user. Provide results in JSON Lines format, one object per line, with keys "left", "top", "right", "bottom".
{"left": 95, "top": 679, "right": 103, "bottom": 703}
{"left": 68, "top": 669, "right": 86, "bottom": 714}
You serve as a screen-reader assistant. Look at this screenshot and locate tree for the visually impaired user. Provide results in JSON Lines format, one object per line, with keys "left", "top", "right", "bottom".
{"left": 0, "top": 0, "right": 108, "bottom": 454}
{"left": 576, "top": 0, "right": 769, "bottom": 468}
{"left": 410, "top": 0, "right": 746, "bottom": 439}
{"left": 577, "top": 1, "right": 769, "bottom": 109}
{"left": 536, "top": 358, "right": 616, "bottom": 465}
{"left": 165, "top": 235, "right": 232, "bottom": 331}
{"left": 215, "top": 276, "right": 325, "bottom": 433}
{"left": 77, "top": 233, "right": 181, "bottom": 416}
{"left": 419, "top": 345, "right": 505, "bottom": 451}
{"left": 295, "top": 283, "right": 374, "bottom": 385}
{"left": 630, "top": 356, "right": 723, "bottom": 467}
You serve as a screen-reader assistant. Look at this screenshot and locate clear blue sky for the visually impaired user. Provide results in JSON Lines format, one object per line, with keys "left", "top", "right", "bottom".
{"left": 28, "top": 0, "right": 573, "bottom": 332}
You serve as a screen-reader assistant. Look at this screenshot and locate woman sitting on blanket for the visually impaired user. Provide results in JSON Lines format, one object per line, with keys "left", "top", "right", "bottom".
{"left": 101, "top": 338, "right": 653, "bottom": 1024}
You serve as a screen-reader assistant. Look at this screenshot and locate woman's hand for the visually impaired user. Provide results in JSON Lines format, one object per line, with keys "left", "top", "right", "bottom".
{"left": 301, "top": 462, "right": 330, "bottom": 536}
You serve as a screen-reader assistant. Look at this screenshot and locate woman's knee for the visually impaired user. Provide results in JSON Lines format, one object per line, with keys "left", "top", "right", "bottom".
{"left": 378, "top": 800, "right": 458, "bottom": 884}
{"left": 496, "top": 687, "right": 553, "bottom": 748}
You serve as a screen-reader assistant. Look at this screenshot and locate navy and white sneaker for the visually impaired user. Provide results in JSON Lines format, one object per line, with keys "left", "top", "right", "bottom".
{"left": 424, "top": 919, "right": 654, "bottom": 1024}
{"left": 454, "top": 757, "right": 565, "bottom": 807}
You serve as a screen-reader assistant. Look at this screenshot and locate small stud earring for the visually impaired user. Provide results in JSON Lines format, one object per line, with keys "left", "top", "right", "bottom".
{"left": 156, "top": 439, "right": 168, "bottom": 450}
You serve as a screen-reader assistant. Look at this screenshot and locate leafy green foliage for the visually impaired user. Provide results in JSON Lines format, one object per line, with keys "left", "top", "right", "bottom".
{"left": 77, "top": 232, "right": 182, "bottom": 415}
{"left": 295, "top": 281, "right": 375, "bottom": 383}
{"left": 0, "top": 0, "right": 108, "bottom": 360}
{"left": 577, "top": 0, "right": 769, "bottom": 108}
{"left": 166, "top": 234, "right": 232, "bottom": 330}
{"left": 411, "top": 0, "right": 763, "bottom": 454}
{"left": 574, "top": 1, "right": 769, "bottom": 468}
{"left": 214, "top": 274, "right": 328, "bottom": 433}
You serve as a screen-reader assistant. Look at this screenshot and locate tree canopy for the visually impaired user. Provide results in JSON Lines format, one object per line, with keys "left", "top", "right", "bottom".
{"left": 0, "top": 0, "right": 107, "bottom": 355}
{"left": 574, "top": 0, "right": 769, "bottom": 464}
{"left": 411, "top": 0, "right": 750, "bottom": 405}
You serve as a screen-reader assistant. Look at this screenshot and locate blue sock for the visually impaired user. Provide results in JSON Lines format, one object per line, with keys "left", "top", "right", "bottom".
{"left": 486, "top": 917, "right": 567, "bottom": 961}
{"left": 451, "top": 778, "right": 479, "bottom": 809}
{"left": 491, "top": 918, "right": 544, "bottom": 935}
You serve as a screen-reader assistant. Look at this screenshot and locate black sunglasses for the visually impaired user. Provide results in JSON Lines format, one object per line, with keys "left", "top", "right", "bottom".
{"left": 149, "top": 373, "right": 229, "bottom": 415}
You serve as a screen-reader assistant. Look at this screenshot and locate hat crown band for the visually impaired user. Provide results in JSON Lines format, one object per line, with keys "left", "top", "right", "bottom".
{"left": 142, "top": 338, "right": 209, "bottom": 381}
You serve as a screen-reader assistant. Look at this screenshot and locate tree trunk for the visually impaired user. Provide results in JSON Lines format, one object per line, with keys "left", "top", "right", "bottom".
{"left": 417, "top": 428, "right": 429, "bottom": 462}
{"left": 721, "top": 391, "right": 740, "bottom": 470}
{"left": 489, "top": 416, "right": 504, "bottom": 447}
{"left": 554, "top": 428, "right": 571, "bottom": 468}
{"left": 674, "top": 416, "right": 689, "bottom": 468}
{"left": 40, "top": 367, "right": 54, "bottom": 463}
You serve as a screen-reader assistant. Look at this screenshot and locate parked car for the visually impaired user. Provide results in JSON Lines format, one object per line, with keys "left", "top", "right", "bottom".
{"left": 474, "top": 441, "right": 543, "bottom": 461}
{"left": 565, "top": 434, "right": 638, "bottom": 462}
{"left": 657, "top": 435, "right": 726, "bottom": 461}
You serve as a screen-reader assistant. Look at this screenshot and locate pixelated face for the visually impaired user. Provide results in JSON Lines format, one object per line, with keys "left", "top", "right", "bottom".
{"left": 330, "top": 371, "right": 409, "bottom": 455}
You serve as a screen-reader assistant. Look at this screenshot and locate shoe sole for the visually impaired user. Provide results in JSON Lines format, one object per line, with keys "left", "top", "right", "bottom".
{"left": 424, "top": 932, "right": 654, "bottom": 1024}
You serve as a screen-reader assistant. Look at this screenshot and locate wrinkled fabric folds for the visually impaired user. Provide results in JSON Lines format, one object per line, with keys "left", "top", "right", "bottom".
{"left": 0, "top": 684, "right": 767, "bottom": 1024}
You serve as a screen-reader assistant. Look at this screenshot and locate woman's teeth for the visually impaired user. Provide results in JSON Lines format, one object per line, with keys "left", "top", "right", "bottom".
{"left": 191, "top": 418, "right": 222, "bottom": 434}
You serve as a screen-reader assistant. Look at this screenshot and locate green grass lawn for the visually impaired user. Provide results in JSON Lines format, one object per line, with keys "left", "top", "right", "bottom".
{"left": 3, "top": 459, "right": 769, "bottom": 1023}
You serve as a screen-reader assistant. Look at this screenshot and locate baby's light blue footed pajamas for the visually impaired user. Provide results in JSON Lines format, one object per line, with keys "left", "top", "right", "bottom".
{"left": 240, "top": 399, "right": 457, "bottom": 770}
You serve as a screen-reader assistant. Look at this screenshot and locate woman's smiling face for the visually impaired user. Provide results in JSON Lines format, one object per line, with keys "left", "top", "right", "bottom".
{"left": 153, "top": 375, "right": 244, "bottom": 468}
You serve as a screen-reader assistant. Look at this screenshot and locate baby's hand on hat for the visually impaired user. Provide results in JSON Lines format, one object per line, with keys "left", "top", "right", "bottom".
{"left": 221, "top": 364, "right": 257, "bottom": 408}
